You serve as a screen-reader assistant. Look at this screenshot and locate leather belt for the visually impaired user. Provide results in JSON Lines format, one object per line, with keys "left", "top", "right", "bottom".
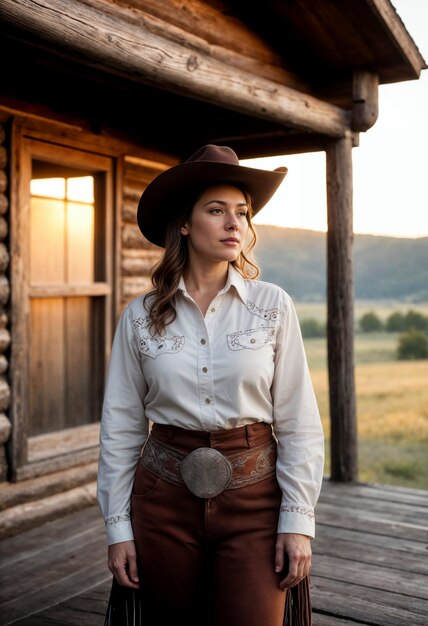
{"left": 140, "top": 435, "right": 276, "bottom": 498}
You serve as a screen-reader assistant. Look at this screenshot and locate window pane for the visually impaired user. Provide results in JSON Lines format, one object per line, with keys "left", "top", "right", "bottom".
{"left": 30, "top": 197, "right": 65, "bottom": 283}
{"left": 67, "top": 201, "right": 94, "bottom": 283}
{"left": 67, "top": 176, "right": 94, "bottom": 203}
{"left": 30, "top": 174, "right": 96, "bottom": 284}
{"left": 30, "top": 177, "right": 66, "bottom": 199}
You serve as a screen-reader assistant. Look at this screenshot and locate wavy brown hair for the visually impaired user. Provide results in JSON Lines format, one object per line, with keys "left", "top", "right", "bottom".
{"left": 144, "top": 186, "right": 260, "bottom": 335}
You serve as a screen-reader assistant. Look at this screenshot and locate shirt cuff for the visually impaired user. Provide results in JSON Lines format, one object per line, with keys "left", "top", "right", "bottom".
{"left": 277, "top": 504, "right": 316, "bottom": 538}
{"left": 105, "top": 516, "right": 135, "bottom": 545}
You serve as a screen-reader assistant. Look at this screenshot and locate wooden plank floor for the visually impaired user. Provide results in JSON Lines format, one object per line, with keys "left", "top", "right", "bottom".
{"left": 1, "top": 479, "right": 427, "bottom": 625}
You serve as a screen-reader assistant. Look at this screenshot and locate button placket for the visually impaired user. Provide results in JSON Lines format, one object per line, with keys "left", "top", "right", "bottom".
{"left": 196, "top": 319, "right": 215, "bottom": 428}
{"left": 205, "top": 293, "right": 226, "bottom": 343}
{"left": 206, "top": 296, "right": 220, "bottom": 316}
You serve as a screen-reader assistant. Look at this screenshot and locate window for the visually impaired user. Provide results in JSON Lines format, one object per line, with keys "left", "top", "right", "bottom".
{"left": 11, "top": 136, "right": 114, "bottom": 478}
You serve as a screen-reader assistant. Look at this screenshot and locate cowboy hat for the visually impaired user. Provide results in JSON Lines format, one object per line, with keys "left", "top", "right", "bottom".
{"left": 137, "top": 144, "right": 287, "bottom": 247}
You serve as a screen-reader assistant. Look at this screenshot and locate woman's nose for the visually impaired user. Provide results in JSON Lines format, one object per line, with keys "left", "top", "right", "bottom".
{"left": 225, "top": 217, "right": 239, "bottom": 230}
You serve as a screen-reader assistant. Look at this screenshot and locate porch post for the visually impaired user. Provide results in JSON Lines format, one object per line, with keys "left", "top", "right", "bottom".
{"left": 326, "top": 132, "right": 357, "bottom": 482}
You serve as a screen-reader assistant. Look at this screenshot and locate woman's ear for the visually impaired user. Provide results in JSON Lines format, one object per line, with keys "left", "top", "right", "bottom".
{"left": 180, "top": 222, "right": 190, "bottom": 236}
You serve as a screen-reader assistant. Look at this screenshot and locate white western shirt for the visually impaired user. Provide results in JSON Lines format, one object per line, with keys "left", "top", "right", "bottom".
{"left": 97, "top": 265, "right": 324, "bottom": 545}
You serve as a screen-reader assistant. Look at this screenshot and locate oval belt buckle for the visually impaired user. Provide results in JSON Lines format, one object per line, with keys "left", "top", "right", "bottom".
{"left": 180, "top": 447, "right": 232, "bottom": 498}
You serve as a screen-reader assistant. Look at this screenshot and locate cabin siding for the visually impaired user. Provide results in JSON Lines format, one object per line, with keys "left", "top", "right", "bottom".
{"left": 120, "top": 157, "right": 166, "bottom": 308}
{"left": 0, "top": 117, "right": 11, "bottom": 483}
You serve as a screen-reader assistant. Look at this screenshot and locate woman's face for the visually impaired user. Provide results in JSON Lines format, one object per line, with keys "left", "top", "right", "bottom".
{"left": 180, "top": 184, "right": 250, "bottom": 266}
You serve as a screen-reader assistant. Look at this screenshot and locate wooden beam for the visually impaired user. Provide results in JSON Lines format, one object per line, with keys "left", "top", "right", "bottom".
{"left": 367, "top": 0, "right": 427, "bottom": 77}
{"left": 0, "top": 461, "right": 98, "bottom": 511}
{"left": 352, "top": 71, "right": 379, "bottom": 132}
{"left": 210, "top": 130, "right": 360, "bottom": 158}
{"left": 0, "top": 0, "right": 350, "bottom": 137}
{"left": 326, "top": 132, "right": 357, "bottom": 482}
{"left": 29, "top": 283, "right": 111, "bottom": 298}
{"left": 209, "top": 131, "right": 329, "bottom": 158}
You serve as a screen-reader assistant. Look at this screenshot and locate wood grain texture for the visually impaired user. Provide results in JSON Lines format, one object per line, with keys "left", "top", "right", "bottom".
{"left": 352, "top": 70, "right": 379, "bottom": 131}
{"left": 326, "top": 134, "right": 357, "bottom": 482}
{"left": 0, "top": 0, "right": 350, "bottom": 136}
{"left": 0, "top": 482, "right": 97, "bottom": 542}
{"left": 367, "top": 0, "right": 427, "bottom": 74}
{"left": 0, "top": 461, "right": 98, "bottom": 512}
{"left": 1, "top": 480, "right": 428, "bottom": 626}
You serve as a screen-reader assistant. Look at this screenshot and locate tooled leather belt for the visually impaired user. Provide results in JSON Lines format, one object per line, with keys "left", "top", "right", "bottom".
{"left": 140, "top": 435, "right": 277, "bottom": 499}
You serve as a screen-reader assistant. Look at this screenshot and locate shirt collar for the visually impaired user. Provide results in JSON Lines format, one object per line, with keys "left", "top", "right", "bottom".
{"left": 177, "top": 275, "right": 187, "bottom": 293}
{"left": 218, "top": 265, "right": 247, "bottom": 303}
{"left": 177, "top": 264, "right": 247, "bottom": 304}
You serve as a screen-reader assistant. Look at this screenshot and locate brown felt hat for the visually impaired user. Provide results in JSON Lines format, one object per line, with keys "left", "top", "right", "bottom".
{"left": 137, "top": 144, "right": 288, "bottom": 247}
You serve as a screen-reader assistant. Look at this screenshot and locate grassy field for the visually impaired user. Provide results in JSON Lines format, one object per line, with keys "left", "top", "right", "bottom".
{"left": 296, "top": 301, "right": 428, "bottom": 490}
{"left": 302, "top": 332, "right": 399, "bottom": 369}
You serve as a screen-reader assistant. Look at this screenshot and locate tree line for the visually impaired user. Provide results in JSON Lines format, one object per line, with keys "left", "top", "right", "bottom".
{"left": 359, "top": 310, "right": 428, "bottom": 359}
{"left": 299, "top": 309, "right": 428, "bottom": 360}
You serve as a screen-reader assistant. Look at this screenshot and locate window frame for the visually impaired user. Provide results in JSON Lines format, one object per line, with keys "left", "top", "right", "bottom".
{"left": 10, "top": 125, "right": 115, "bottom": 481}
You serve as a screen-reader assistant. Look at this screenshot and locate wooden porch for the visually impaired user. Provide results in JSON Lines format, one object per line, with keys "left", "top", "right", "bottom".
{"left": 1, "top": 479, "right": 427, "bottom": 626}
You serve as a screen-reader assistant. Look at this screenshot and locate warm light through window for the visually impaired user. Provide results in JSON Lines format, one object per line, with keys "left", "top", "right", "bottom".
{"left": 67, "top": 176, "right": 94, "bottom": 203}
{"left": 30, "top": 177, "right": 66, "bottom": 199}
{"left": 30, "top": 175, "right": 95, "bottom": 284}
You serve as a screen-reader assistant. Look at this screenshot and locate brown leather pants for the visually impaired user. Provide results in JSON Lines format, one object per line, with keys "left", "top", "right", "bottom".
{"left": 131, "top": 422, "right": 287, "bottom": 626}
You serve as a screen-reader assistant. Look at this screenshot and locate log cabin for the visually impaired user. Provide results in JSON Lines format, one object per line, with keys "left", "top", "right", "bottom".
{"left": 0, "top": 0, "right": 425, "bottom": 537}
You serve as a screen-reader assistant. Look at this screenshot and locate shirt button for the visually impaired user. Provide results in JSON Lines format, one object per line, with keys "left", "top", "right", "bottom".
{"left": 200, "top": 338, "right": 206, "bottom": 345}
{"left": 250, "top": 338, "right": 256, "bottom": 344}
{"left": 205, "top": 398, "right": 211, "bottom": 404}
{"left": 210, "top": 308, "right": 216, "bottom": 313}
{"left": 202, "top": 367, "right": 208, "bottom": 373}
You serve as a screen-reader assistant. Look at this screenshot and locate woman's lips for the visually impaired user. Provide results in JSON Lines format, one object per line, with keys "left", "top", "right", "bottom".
{"left": 221, "top": 238, "right": 239, "bottom": 245}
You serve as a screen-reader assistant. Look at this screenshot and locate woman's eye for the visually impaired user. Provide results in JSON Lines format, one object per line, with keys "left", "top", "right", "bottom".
{"left": 210, "top": 208, "right": 223, "bottom": 214}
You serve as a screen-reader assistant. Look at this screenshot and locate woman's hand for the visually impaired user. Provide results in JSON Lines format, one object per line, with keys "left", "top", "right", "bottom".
{"left": 108, "top": 540, "right": 140, "bottom": 589}
{"left": 275, "top": 533, "right": 312, "bottom": 589}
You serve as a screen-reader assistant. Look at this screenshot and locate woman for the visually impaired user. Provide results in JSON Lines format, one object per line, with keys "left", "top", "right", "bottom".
{"left": 97, "top": 144, "right": 324, "bottom": 626}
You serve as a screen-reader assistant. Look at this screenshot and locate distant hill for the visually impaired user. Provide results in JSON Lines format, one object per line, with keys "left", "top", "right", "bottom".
{"left": 254, "top": 225, "right": 428, "bottom": 302}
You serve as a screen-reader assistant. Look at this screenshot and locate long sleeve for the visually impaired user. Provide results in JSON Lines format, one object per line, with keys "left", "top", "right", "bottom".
{"left": 271, "top": 291, "right": 324, "bottom": 538}
{"left": 97, "top": 305, "right": 149, "bottom": 545}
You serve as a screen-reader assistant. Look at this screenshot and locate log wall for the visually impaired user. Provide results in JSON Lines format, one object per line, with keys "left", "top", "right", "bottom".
{"left": 0, "top": 117, "right": 11, "bottom": 482}
{"left": 120, "top": 157, "right": 165, "bottom": 309}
